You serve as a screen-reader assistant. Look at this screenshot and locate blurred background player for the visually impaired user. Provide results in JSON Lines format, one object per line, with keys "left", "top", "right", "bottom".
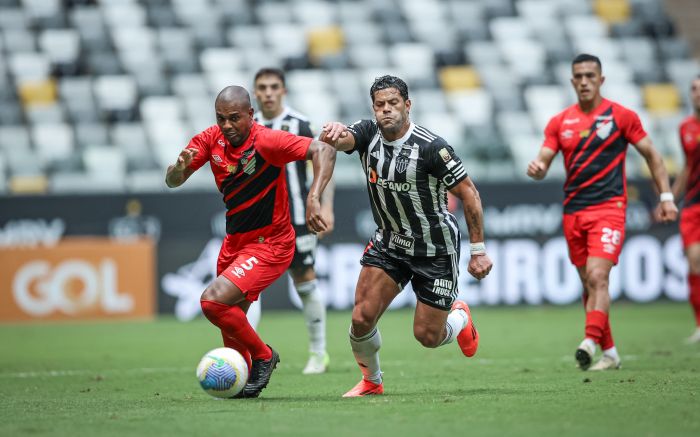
{"left": 250, "top": 68, "right": 334, "bottom": 374}
{"left": 527, "top": 54, "right": 678, "bottom": 371}
{"left": 165, "top": 86, "right": 335, "bottom": 397}
{"left": 673, "top": 76, "right": 700, "bottom": 343}
{"left": 322, "top": 75, "right": 492, "bottom": 397}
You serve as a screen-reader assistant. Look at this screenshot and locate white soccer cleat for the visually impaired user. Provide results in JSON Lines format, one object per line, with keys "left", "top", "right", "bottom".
{"left": 685, "top": 327, "right": 700, "bottom": 344}
{"left": 589, "top": 354, "right": 621, "bottom": 371}
{"left": 575, "top": 339, "right": 596, "bottom": 371}
{"left": 302, "top": 351, "right": 330, "bottom": 375}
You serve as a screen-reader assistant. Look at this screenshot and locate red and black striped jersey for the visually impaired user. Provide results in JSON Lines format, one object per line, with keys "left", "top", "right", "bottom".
{"left": 679, "top": 115, "right": 700, "bottom": 209}
{"left": 542, "top": 98, "right": 647, "bottom": 214}
{"left": 186, "top": 122, "right": 311, "bottom": 248}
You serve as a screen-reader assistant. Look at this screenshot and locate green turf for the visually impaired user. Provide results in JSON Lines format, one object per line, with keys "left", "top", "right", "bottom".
{"left": 1, "top": 303, "right": 699, "bottom": 437}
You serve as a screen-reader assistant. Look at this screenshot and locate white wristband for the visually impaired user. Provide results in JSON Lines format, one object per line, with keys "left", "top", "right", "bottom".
{"left": 660, "top": 192, "right": 674, "bottom": 202}
{"left": 470, "top": 242, "right": 486, "bottom": 255}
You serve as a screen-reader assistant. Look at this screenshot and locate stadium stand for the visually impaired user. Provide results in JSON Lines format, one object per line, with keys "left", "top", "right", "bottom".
{"left": 0, "top": 0, "right": 697, "bottom": 194}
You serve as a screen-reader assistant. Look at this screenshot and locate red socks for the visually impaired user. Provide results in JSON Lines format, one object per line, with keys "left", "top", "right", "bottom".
{"left": 201, "top": 300, "right": 272, "bottom": 361}
{"left": 599, "top": 319, "right": 615, "bottom": 350}
{"left": 690, "top": 274, "right": 700, "bottom": 326}
{"left": 585, "top": 310, "right": 608, "bottom": 344}
{"left": 221, "top": 331, "right": 252, "bottom": 370}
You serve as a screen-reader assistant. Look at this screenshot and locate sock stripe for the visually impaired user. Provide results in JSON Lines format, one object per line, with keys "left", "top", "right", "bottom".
{"left": 350, "top": 327, "right": 378, "bottom": 342}
{"left": 439, "top": 324, "right": 454, "bottom": 346}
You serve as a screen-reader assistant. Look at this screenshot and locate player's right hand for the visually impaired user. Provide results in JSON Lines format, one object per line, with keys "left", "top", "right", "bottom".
{"left": 526, "top": 160, "right": 547, "bottom": 180}
{"left": 175, "top": 148, "right": 198, "bottom": 171}
{"left": 320, "top": 122, "right": 349, "bottom": 145}
{"left": 468, "top": 253, "right": 493, "bottom": 281}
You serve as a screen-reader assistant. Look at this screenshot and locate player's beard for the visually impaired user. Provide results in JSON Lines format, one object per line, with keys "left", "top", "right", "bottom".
{"left": 379, "top": 113, "right": 409, "bottom": 138}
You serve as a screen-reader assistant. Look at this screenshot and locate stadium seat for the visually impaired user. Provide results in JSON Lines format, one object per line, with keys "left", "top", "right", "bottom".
{"left": 172, "top": 74, "right": 209, "bottom": 99}
{"left": 111, "top": 122, "right": 157, "bottom": 171}
{"left": 8, "top": 52, "right": 51, "bottom": 83}
{"left": 83, "top": 146, "right": 127, "bottom": 184}
{"left": 438, "top": 66, "right": 480, "bottom": 92}
{"left": 447, "top": 89, "right": 493, "bottom": 127}
{"left": 448, "top": 1, "right": 488, "bottom": 41}
{"left": 565, "top": 15, "right": 607, "bottom": 40}
{"left": 390, "top": 43, "right": 435, "bottom": 87}
{"left": 9, "top": 174, "right": 48, "bottom": 194}
{"left": 227, "top": 25, "right": 265, "bottom": 49}
{"left": 24, "top": 103, "right": 65, "bottom": 124}
{"left": 593, "top": 0, "right": 631, "bottom": 24}
{"left": 293, "top": 0, "right": 337, "bottom": 26}
{"left": 524, "top": 85, "right": 568, "bottom": 132}
{"left": 18, "top": 79, "right": 57, "bottom": 107}
{"left": 307, "top": 26, "right": 345, "bottom": 63}
{"left": 38, "top": 29, "right": 80, "bottom": 72}
{"left": 31, "top": 122, "right": 74, "bottom": 166}
{"left": 127, "top": 169, "right": 170, "bottom": 193}
{"left": 348, "top": 44, "right": 390, "bottom": 69}
{"left": 140, "top": 96, "right": 182, "bottom": 123}
{"left": 642, "top": 83, "right": 681, "bottom": 115}
{"left": 93, "top": 75, "right": 138, "bottom": 114}
{"left": 74, "top": 122, "right": 110, "bottom": 150}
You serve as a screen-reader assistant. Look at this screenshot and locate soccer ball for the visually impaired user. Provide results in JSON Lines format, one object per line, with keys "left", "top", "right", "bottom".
{"left": 196, "top": 347, "right": 249, "bottom": 398}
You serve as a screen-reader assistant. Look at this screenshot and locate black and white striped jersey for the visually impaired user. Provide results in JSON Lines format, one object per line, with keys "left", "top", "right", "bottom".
{"left": 346, "top": 120, "right": 468, "bottom": 256}
{"left": 254, "top": 107, "right": 314, "bottom": 227}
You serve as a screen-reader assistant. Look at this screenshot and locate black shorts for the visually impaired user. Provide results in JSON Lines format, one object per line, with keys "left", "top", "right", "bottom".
{"left": 289, "top": 224, "right": 317, "bottom": 270}
{"left": 360, "top": 237, "right": 459, "bottom": 310}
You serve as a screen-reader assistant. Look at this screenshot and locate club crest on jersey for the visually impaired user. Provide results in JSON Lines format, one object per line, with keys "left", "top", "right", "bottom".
{"left": 596, "top": 121, "right": 613, "bottom": 139}
{"left": 395, "top": 149, "right": 411, "bottom": 174}
{"left": 242, "top": 156, "right": 256, "bottom": 174}
{"left": 439, "top": 147, "right": 454, "bottom": 164}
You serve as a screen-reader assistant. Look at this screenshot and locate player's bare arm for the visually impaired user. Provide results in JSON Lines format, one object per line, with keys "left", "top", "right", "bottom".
{"left": 320, "top": 121, "right": 355, "bottom": 152}
{"left": 526, "top": 147, "right": 557, "bottom": 180}
{"left": 671, "top": 165, "right": 689, "bottom": 201}
{"left": 319, "top": 178, "right": 335, "bottom": 238}
{"left": 305, "top": 140, "right": 337, "bottom": 234}
{"left": 449, "top": 177, "right": 493, "bottom": 281}
{"left": 165, "top": 148, "right": 198, "bottom": 188}
{"left": 632, "top": 136, "right": 679, "bottom": 222}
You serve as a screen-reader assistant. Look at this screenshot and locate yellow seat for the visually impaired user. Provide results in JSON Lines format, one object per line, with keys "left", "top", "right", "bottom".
{"left": 643, "top": 83, "right": 681, "bottom": 115}
{"left": 9, "top": 175, "right": 49, "bottom": 194}
{"left": 439, "top": 66, "right": 480, "bottom": 92}
{"left": 18, "top": 79, "right": 57, "bottom": 107}
{"left": 307, "top": 26, "right": 344, "bottom": 62}
{"left": 593, "top": 0, "right": 631, "bottom": 24}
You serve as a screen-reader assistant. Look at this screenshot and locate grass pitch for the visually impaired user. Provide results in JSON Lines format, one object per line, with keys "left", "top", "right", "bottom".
{"left": 1, "top": 302, "right": 699, "bottom": 437}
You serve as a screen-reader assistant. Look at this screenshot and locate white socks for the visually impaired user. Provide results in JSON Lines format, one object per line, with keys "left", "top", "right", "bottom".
{"left": 440, "top": 307, "right": 469, "bottom": 346}
{"left": 349, "top": 326, "right": 383, "bottom": 384}
{"left": 603, "top": 346, "right": 619, "bottom": 361}
{"left": 296, "top": 280, "right": 326, "bottom": 355}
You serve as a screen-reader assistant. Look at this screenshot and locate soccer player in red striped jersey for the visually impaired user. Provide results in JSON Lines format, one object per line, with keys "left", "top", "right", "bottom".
{"left": 165, "top": 86, "right": 335, "bottom": 397}
{"left": 673, "top": 76, "right": 700, "bottom": 343}
{"left": 527, "top": 54, "right": 678, "bottom": 371}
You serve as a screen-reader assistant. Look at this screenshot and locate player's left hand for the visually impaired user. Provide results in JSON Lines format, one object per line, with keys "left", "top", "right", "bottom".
{"left": 655, "top": 201, "right": 679, "bottom": 223}
{"left": 306, "top": 196, "right": 327, "bottom": 234}
{"left": 468, "top": 254, "right": 493, "bottom": 281}
{"left": 317, "top": 204, "right": 335, "bottom": 239}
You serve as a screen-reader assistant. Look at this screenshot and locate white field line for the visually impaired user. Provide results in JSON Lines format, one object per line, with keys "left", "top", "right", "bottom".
{"left": 0, "top": 355, "right": 644, "bottom": 379}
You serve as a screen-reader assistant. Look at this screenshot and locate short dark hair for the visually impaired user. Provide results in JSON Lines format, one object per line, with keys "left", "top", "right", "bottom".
{"left": 254, "top": 68, "right": 286, "bottom": 86}
{"left": 370, "top": 75, "right": 409, "bottom": 102}
{"left": 572, "top": 53, "right": 602, "bottom": 71}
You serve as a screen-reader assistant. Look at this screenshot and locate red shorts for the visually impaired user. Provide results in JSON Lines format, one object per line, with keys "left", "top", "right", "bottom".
{"left": 680, "top": 205, "right": 700, "bottom": 249}
{"left": 562, "top": 208, "right": 626, "bottom": 267}
{"left": 216, "top": 235, "right": 295, "bottom": 302}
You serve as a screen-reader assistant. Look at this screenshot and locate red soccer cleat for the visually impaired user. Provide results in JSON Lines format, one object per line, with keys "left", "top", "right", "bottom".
{"left": 342, "top": 379, "right": 384, "bottom": 398}
{"left": 451, "top": 300, "right": 479, "bottom": 357}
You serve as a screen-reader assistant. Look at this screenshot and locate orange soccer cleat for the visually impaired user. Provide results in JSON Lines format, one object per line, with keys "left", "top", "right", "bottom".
{"left": 342, "top": 379, "right": 384, "bottom": 398}
{"left": 451, "top": 300, "right": 479, "bottom": 357}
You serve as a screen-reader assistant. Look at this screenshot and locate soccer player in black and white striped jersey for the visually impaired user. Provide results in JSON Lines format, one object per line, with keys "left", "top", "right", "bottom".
{"left": 251, "top": 68, "right": 335, "bottom": 375}
{"left": 322, "top": 75, "right": 493, "bottom": 397}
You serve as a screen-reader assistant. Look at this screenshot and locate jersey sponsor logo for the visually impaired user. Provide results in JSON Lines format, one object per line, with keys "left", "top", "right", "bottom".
{"left": 438, "top": 147, "right": 452, "bottom": 163}
{"left": 389, "top": 232, "right": 415, "bottom": 250}
{"left": 230, "top": 256, "right": 259, "bottom": 278}
{"left": 596, "top": 115, "right": 613, "bottom": 121}
{"left": 563, "top": 118, "right": 580, "bottom": 125}
{"left": 561, "top": 129, "right": 574, "bottom": 139}
{"left": 431, "top": 278, "right": 454, "bottom": 297}
{"left": 370, "top": 174, "right": 412, "bottom": 192}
